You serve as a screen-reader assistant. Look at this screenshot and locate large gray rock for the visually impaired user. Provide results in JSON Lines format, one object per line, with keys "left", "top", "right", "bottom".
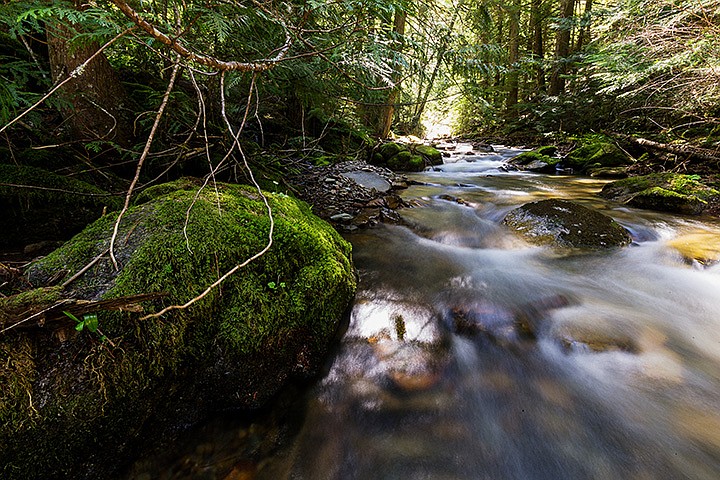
{"left": 503, "top": 199, "right": 632, "bottom": 248}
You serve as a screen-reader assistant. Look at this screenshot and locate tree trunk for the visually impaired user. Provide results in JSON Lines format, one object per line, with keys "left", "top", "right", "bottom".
{"left": 548, "top": 0, "right": 575, "bottom": 96}
{"left": 530, "top": 0, "right": 546, "bottom": 92}
{"left": 574, "top": 0, "right": 593, "bottom": 52}
{"left": 377, "top": 10, "right": 406, "bottom": 139}
{"left": 46, "top": 3, "right": 132, "bottom": 145}
{"left": 506, "top": 0, "right": 521, "bottom": 115}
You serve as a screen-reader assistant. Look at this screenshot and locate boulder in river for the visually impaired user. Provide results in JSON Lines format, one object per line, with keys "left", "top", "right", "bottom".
{"left": 502, "top": 199, "right": 632, "bottom": 248}
{"left": 505, "top": 147, "right": 561, "bottom": 173}
{"left": 371, "top": 142, "right": 442, "bottom": 172}
{"left": 599, "top": 173, "right": 720, "bottom": 215}
{"left": 1, "top": 179, "right": 356, "bottom": 479}
{"left": 565, "top": 141, "right": 633, "bottom": 173}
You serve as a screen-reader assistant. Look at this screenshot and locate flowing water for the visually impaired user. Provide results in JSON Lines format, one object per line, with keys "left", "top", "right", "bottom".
{"left": 127, "top": 146, "right": 720, "bottom": 480}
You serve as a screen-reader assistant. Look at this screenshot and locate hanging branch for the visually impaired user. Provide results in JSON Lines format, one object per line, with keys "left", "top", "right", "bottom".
{"left": 112, "top": 0, "right": 291, "bottom": 72}
{"left": 141, "top": 72, "right": 274, "bottom": 320}
{"left": 109, "top": 54, "right": 183, "bottom": 270}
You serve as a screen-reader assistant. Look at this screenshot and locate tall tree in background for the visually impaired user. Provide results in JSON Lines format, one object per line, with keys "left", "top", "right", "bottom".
{"left": 529, "top": 0, "right": 547, "bottom": 92}
{"left": 574, "top": 0, "right": 593, "bottom": 52}
{"left": 377, "top": 8, "right": 407, "bottom": 138}
{"left": 46, "top": 1, "right": 132, "bottom": 145}
{"left": 549, "top": 0, "right": 575, "bottom": 95}
{"left": 505, "top": 0, "right": 521, "bottom": 114}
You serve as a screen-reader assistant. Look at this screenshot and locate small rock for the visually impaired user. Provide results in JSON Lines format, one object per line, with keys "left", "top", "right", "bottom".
{"left": 330, "top": 213, "right": 354, "bottom": 223}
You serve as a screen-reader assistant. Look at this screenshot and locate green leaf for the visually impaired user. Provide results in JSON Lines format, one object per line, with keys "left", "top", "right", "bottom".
{"left": 63, "top": 311, "right": 80, "bottom": 323}
{"left": 83, "top": 314, "right": 99, "bottom": 333}
{"left": 75, "top": 322, "right": 84, "bottom": 331}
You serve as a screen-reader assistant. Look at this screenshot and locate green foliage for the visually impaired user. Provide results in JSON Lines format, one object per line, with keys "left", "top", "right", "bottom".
{"left": 63, "top": 311, "right": 100, "bottom": 334}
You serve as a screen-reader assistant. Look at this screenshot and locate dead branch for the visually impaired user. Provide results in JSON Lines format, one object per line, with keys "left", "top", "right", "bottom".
{"left": 140, "top": 72, "right": 274, "bottom": 320}
{"left": 611, "top": 133, "right": 720, "bottom": 163}
{"left": 109, "top": 54, "right": 183, "bottom": 270}
{"left": 0, "top": 292, "right": 166, "bottom": 334}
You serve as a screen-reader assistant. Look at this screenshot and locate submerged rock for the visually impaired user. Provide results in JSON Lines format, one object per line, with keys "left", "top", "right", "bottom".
{"left": 505, "top": 148, "right": 561, "bottom": 173}
{"left": 666, "top": 230, "right": 720, "bottom": 266}
{"left": 502, "top": 199, "right": 632, "bottom": 248}
{"left": 2, "top": 180, "right": 356, "bottom": 479}
{"left": 600, "top": 173, "right": 720, "bottom": 215}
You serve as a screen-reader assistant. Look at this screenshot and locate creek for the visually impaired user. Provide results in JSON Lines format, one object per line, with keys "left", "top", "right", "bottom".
{"left": 127, "top": 146, "right": 720, "bottom": 479}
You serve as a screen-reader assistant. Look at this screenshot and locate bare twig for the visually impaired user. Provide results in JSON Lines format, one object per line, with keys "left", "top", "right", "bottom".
{"left": 61, "top": 248, "right": 110, "bottom": 289}
{"left": 0, "top": 28, "right": 134, "bottom": 135}
{"left": 141, "top": 72, "right": 274, "bottom": 320}
{"left": 109, "top": 54, "right": 183, "bottom": 270}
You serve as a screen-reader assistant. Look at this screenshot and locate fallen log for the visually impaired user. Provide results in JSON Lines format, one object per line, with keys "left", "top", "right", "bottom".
{"left": 0, "top": 291, "right": 167, "bottom": 334}
{"left": 611, "top": 133, "right": 720, "bottom": 164}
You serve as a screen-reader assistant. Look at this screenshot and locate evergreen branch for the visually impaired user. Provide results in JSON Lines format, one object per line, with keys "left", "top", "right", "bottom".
{"left": 111, "top": 0, "right": 291, "bottom": 72}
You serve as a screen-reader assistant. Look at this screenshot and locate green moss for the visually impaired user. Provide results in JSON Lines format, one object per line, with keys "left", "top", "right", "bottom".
{"left": 566, "top": 142, "right": 631, "bottom": 171}
{"left": 134, "top": 177, "right": 204, "bottom": 205}
{"left": 535, "top": 146, "right": 557, "bottom": 156}
{"left": 511, "top": 150, "right": 561, "bottom": 166}
{"left": 379, "top": 142, "right": 405, "bottom": 159}
{"left": 608, "top": 173, "right": 718, "bottom": 200}
{"left": 412, "top": 145, "right": 442, "bottom": 165}
{"left": 0, "top": 287, "right": 64, "bottom": 341}
{"left": 600, "top": 173, "right": 719, "bottom": 215}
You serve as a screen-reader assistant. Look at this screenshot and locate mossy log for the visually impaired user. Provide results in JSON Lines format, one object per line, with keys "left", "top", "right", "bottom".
{"left": 611, "top": 133, "right": 720, "bottom": 164}
{"left": 0, "top": 290, "right": 165, "bottom": 332}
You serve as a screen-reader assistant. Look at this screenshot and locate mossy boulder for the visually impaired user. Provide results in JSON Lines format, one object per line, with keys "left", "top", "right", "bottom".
{"left": 503, "top": 199, "right": 632, "bottom": 249}
{"left": 565, "top": 142, "right": 632, "bottom": 173}
{"left": 412, "top": 144, "right": 443, "bottom": 166}
{"left": 372, "top": 142, "right": 426, "bottom": 172}
{"left": 1, "top": 180, "right": 356, "bottom": 479}
{"left": 599, "top": 173, "right": 720, "bottom": 215}
{"left": 388, "top": 151, "right": 425, "bottom": 172}
{"left": 587, "top": 166, "right": 629, "bottom": 179}
{"left": 506, "top": 148, "right": 561, "bottom": 173}
{"left": 0, "top": 165, "right": 122, "bottom": 248}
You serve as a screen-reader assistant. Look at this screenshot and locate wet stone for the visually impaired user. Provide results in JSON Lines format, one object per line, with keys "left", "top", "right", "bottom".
{"left": 330, "top": 213, "right": 354, "bottom": 223}
{"left": 290, "top": 160, "right": 409, "bottom": 231}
